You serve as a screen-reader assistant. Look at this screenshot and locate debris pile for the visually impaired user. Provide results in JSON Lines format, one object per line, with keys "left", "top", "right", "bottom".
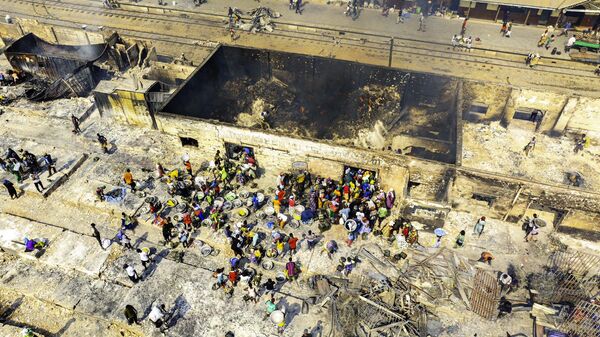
{"left": 239, "top": 7, "right": 281, "bottom": 33}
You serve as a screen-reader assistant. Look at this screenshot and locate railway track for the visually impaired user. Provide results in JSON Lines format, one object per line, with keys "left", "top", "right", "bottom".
{"left": 1, "top": 0, "right": 599, "bottom": 83}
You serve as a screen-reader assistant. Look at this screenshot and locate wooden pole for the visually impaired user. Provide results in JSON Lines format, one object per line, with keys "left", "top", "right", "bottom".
{"left": 494, "top": 6, "right": 501, "bottom": 22}
{"left": 524, "top": 8, "right": 531, "bottom": 25}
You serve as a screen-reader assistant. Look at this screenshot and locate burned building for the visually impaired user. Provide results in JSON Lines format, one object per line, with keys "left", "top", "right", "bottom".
{"left": 3, "top": 33, "right": 122, "bottom": 100}
{"left": 99, "top": 44, "right": 600, "bottom": 237}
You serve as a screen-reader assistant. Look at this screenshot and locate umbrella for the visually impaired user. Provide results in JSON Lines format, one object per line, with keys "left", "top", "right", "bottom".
{"left": 434, "top": 228, "right": 447, "bottom": 236}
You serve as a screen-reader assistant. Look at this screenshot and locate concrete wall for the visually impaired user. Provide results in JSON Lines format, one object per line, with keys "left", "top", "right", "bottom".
{"left": 462, "top": 81, "right": 512, "bottom": 122}
{"left": 155, "top": 113, "right": 412, "bottom": 196}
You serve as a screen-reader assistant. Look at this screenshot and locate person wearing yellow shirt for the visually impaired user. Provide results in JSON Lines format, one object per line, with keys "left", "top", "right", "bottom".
{"left": 123, "top": 169, "right": 136, "bottom": 192}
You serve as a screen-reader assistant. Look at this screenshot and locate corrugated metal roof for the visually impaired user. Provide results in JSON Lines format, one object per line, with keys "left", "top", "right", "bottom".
{"left": 468, "top": 0, "right": 590, "bottom": 10}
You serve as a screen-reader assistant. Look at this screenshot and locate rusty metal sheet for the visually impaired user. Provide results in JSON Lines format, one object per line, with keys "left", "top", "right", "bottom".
{"left": 469, "top": 269, "right": 499, "bottom": 320}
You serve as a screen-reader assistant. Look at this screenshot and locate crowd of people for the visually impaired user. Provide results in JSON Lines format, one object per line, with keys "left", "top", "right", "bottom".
{"left": 1, "top": 147, "right": 57, "bottom": 194}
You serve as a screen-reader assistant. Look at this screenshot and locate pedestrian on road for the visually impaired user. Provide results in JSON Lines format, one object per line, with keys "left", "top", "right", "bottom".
{"left": 418, "top": 13, "right": 425, "bottom": 32}
{"left": 461, "top": 17, "right": 468, "bottom": 35}
{"left": 473, "top": 216, "right": 486, "bottom": 236}
{"left": 451, "top": 35, "right": 458, "bottom": 49}
{"left": 505, "top": 22, "right": 512, "bottom": 38}
{"left": 124, "top": 304, "right": 140, "bottom": 325}
{"left": 465, "top": 36, "right": 473, "bottom": 52}
{"left": 32, "top": 172, "right": 44, "bottom": 192}
{"left": 91, "top": 223, "right": 104, "bottom": 249}
{"left": 3, "top": 178, "right": 18, "bottom": 199}
{"left": 43, "top": 153, "right": 57, "bottom": 176}
{"left": 295, "top": 0, "right": 302, "bottom": 14}
{"left": 71, "top": 114, "right": 81, "bottom": 134}
{"left": 137, "top": 248, "right": 151, "bottom": 269}
{"left": 500, "top": 21, "right": 507, "bottom": 36}
{"left": 123, "top": 168, "right": 136, "bottom": 192}
{"left": 396, "top": 8, "right": 404, "bottom": 24}
{"left": 123, "top": 264, "right": 140, "bottom": 283}
{"left": 524, "top": 136, "right": 536, "bottom": 156}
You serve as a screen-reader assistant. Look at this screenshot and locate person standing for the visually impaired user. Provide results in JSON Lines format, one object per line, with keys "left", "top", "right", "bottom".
{"left": 288, "top": 234, "right": 298, "bottom": 256}
{"left": 71, "top": 115, "right": 81, "bottom": 134}
{"left": 505, "top": 22, "right": 512, "bottom": 38}
{"left": 32, "top": 172, "right": 44, "bottom": 192}
{"left": 43, "top": 153, "right": 57, "bottom": 176}
{"left": 162, "top": 217, "right": 174, "bottom": 243}
{"left": 3, "top": 179, "right": 18, "bottom": 199}
{"left": 123, "top": 169, "right": 136, "bottom": 192}
{"left": 473, "top": 216, "right": 486, "bottom": 237}
{"left": 524, "top": 137, "right": 536, "bottom": 156}
{"left": 123, "top": 264, "right": 140, "bottom": 283}
{"left": 91, "top": 223, "right": 104, "bottom": 249}
{"left": 124, "top": 304, "right": 140, "bottom": 325}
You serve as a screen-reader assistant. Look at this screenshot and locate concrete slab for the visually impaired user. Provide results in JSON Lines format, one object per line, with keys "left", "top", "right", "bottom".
{"left": 41, "top": 230, "right": 111, "bottom": 277}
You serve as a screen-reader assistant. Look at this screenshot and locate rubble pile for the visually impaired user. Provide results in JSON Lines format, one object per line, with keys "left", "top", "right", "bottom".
{"left": 304, "top": 247, "right": 478, "bottom": 337}
{"left": 239, "top": 7, "right": 281, "bottom": 33}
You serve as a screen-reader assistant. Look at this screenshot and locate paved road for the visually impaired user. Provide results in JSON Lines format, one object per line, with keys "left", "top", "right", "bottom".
{"left": 130, "top": 0, "right": 572, "bottom": 58}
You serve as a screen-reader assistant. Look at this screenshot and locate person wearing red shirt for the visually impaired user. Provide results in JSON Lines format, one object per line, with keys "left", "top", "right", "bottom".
{"left": 288, "top": 234, "right": 299, "bottom": 255}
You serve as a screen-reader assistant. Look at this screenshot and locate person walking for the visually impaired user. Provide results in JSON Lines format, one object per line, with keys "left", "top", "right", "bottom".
{"left": 31, "top": 172, "right": 44, "bottom": 192}
{"left": 454, "top": 230, "right": 466, "bottom": 248}
{"left": 285, "top": 257, "right": 297, "bottom": 281}
{"left": 524, "top": 137, "right": 536, "bottom": 156}
{"left": 418, "top": 13, "right": 425, "bottom": 32}
{"left": 396, "top": 7, "right": 404, "bottom": 23}
{"left": 123, "top": 168, "right": 136, "bottom": 192}
{"left": 97, "top": 133, "right": 109, "bottom": 153}
{"left": 120, "top": 231, "right": 133, "bottom": 250}
{"left": 505, "top": 22, "right": 512, "bottom": 38}
{"left": 90, "top": 223, "right": 104, "bottom": 249}
{"left": 124, "top": 304, "right": 140, "bottom": 325}
{"left": 43, "top": 153, "right": 57, "bottom": 176}
{"left": 473, "top": 216, "right": 486, "bottom": 236}
{"left": 295, "top": 0, "right": 302, "bottom": 14}
{"left": 137, "top": 248, "right": 151, "bottom": 270}
{"left": 123, "top": 264, "right": 140, "bottom": 283}
{"left": 71, "top": 115, "right": 81, "bottom": 133}
{"left": 3, "top": 178, "right": 18, "bottom": 199}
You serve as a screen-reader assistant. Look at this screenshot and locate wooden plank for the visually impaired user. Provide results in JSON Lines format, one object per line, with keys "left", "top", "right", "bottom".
{"left": 469, "top": 269, "right": 499, "bottom": 319}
